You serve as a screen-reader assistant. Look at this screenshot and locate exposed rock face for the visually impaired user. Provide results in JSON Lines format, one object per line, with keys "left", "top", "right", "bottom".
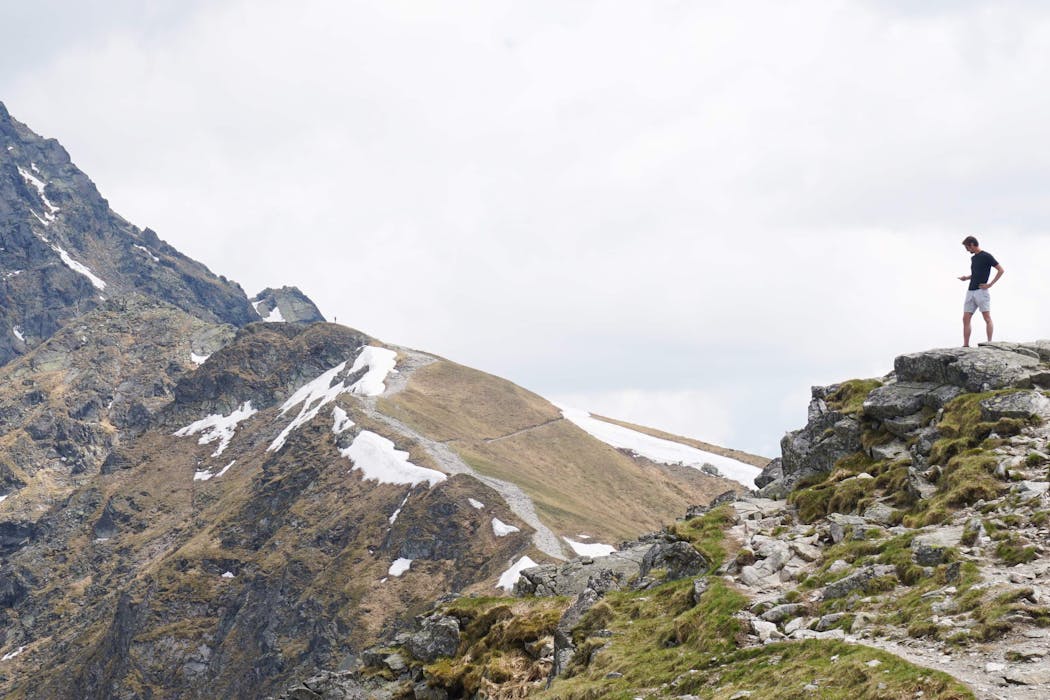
{"left": 251, "top": 286, "right": 327, "bottom": 324}
{"left": 1, "top": 101, "right": 257, "bottom": 366}
{"left": 758, "top": 343, "right": 1050, "bottom": 495}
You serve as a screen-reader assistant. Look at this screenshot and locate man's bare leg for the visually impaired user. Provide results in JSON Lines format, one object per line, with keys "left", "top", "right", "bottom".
{"left": 963, "top": 312, "right": 973, "bottom": 347}
{"left": 982, "top": 311, "right": 994, "bottom": 342}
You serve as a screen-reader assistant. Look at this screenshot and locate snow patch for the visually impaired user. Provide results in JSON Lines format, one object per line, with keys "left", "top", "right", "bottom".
{"left": 347, "top": 346, "right": 398, "bottom": 396}
{"left": 190, "top": 352, "right": 210, "bottom": 366}
{"left": 1, "top": 645, "right": 25, "bottom": 661}
{"left": 0, "top": 494, "right": 8, "bottom": 504}
{"left": 175, "top": 402, "right": 257, "bottom": 457}
{"left": 269, "top": 347, "right": 398, "bottom": 451}
{"left": 12, "top": 326, "right": 24, "bottom": 342}
{"left": 492, "top": 518, "right": 520, "bottom": 536}
{"left": 221, "top": 571, "right": 235, "bottom": 579}
{"left": 269, "top": 362, "right": 349, "bottom": 451}
{"left": 17, "top": 166, "right": 59, "bottom": 219}
{"left": 564, "top": 537, "right": 616, "bottom": 557}
{"left": 195, "top": 460, "right": 235, "bottom": 482}
{"left": 389, "top": 558, "right": 413, "bottom": 576}
{"left": 468, "top": 498, "right": 485, "bottom": 510}
{"left": 389, "top": 493, "right": 411, "bottom": 524}
{"left": 332, "top": 406, "right": 353, "bottom": 434}
{"left": 134, "top": 244, "right": 160, "bottom": 262}
{"left": 497, "top": 556, "right": 538, "bottom": 592}
{"left": 263, "top": 305, "right": 285, "bottom": 323}
{"left": 50, "top": 244, "right": 107, "bottom": 290}
{"left": 558, "top": 405, "right": 761, "bottom": 488}
{"left": 340, "top": 430, "right": 446, "bottom": 487}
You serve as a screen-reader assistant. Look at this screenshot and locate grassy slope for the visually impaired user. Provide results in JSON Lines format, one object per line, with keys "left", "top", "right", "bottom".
{"left": 379, "top": 360, "right": 738, "bottom": 543}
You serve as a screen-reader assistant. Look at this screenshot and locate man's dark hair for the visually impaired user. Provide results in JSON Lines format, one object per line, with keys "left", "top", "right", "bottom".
{"left": 962, "top": 235, "right": 979, "bottom": 246}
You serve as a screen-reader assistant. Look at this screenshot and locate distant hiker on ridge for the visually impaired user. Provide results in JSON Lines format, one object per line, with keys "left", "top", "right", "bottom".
{"left": 958, "top": 235, "right": 1004, "bottom": 347}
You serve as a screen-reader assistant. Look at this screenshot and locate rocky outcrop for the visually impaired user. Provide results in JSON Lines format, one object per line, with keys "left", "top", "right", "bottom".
{"left": 251, "top": 286, "right": 327, "bottom": 324}
{"left": 758, "top": 343, "right": 1050, "bottom": 495}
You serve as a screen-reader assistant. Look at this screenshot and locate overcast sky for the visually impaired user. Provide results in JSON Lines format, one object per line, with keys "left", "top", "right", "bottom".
{"left": 4, "top": 0, "right": 1050, "bottom": 457}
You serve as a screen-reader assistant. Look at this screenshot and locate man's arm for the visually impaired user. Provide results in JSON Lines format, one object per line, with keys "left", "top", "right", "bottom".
{"left": 958, "top": 275, "right": 971, "bottom": 281}
{"left": 979, "top": 265, "right": 1004, "bottom": 289}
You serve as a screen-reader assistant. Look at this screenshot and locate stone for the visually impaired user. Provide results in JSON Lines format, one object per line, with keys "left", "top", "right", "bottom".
{"left": 870, "top": 441, "right": 908, "bottom": 461}
{"left": 827, "top": 514, "right": 869, "bottom": 544}
{"left": 516, "top": 545, "right": 650, "bottom": 597}
{"left": 910, "top": 527, "right": 963, "bottom": 568}
{"left": 863, "top": 383, "right": 936, "bottom": 420}
{"left": 691, "top": 578, "right": 710, "bottom": 605}
{"left": 784, "top": 617, "right": 808, "bottom": 635}
{"left": 639, "top": 541, "right": 711, "bottom": 582}
{"left": 1004, "top": 668, "right": 1050, "bottom": 685}
{"left": 789, "top": 541, "right": 821, "bottom": 563}
{"left": 760, "top": 603, "right": 807, "bottom": 623}
{"left": 979, "top": 391, "right": 1050, "bottom": 421}
{"left": 823, "top": 565, "right": 897, "bottom": 599}
{"left": 862, "top": 503, "right": 897, "bottom": 526}
{"left": 814, "top": 613, "right": 848, "bottom": 632}
{"left": 882, "top": 412, "right": 929, "bottom": 438}
{"left": 750, "top": 618, "right": 780, "bottom": 641}
{"left": 404, "top": 616, "right": 460, "bottom": 663}
{"left": 413, "top": 682, "right": 449, "bottom": 700}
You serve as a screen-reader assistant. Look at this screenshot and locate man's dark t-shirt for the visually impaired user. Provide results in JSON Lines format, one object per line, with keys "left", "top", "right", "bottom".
{"left": 969, "top": 251, "right": 999, "bottom": 290}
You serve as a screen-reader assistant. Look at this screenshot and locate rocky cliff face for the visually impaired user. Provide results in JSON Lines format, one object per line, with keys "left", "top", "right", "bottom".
{"left": 0, "top": 101, "right": 259, "bottom": 366}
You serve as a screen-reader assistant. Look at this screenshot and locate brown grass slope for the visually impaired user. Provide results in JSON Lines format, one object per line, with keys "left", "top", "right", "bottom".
{"left": 379, "top": 359, "right": 744, "bottom": 544}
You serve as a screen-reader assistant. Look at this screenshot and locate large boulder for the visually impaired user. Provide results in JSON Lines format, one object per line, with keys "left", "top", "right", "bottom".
{"left": 777, "top": 387, "right": 862, "bottom": 487}
{"left": 516, "top": 545, "right": 651, "bottom": 597}
{"left": 404, "top": 615, "right": 461, "bottom": 663}
{"left": 894, "top": 346, "right": 1046, "bottom": 392}
{"left": 862, "top": 383, "right": 936, "bottom": 420}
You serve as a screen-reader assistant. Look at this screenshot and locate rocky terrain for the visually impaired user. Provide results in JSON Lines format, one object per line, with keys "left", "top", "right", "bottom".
{"left": 281, "top": 342, "right": 1050, "bottom": 699}
{"left": 0, "top": 103, "right": 760, "bottom": 698}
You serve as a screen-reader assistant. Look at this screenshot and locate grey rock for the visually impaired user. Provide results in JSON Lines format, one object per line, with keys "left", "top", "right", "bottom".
{"left": 823, "top": 564, "right": 897, "bottom": 599}
{"left": 638, "top": 541, "right": 711, "bottom": 583}
{"left": 754, "top": 458, "right": 783, "bottom": 489}
{"left": 827, "top": 514, "right": 869, "bottom": 544}
{"left": 911, "top": 527, "right": 963, "bottom": 567}
{"left": 413, "top": 682, "right": 448, "bottom": 700}
{"left": 862, "top": 502, "right": 897, "bottom": 526}
{"left": 404, "top": 616, "right": 460, "bottom": 663}
{"left": 894, "top": 346, "right": 1042, "bottom": 392}
{"left": 250, "top": 286, "right": 326, "bottom": 324}
{"left": 691, "top": 578, "right": 710, "bottom": 605}
{"left": 870, "top": 440, "right": 908, "bottom": 462}
{"left": 760, "top": 603, "right": 806, "bottom": 623}
{"left": 516, "top": 545, "right": 650, "bottom": 597}
{"left": 814, "top": 613, "right": 848, "bottom": 632}
{"left": 1004, "top": 668, "right": 1050, "bottom": 685}
{"left": 882, "top": 412, "right": 929, "bottom": 438}
{"left": 862, "top": 382, "right": 936, "bottom": 420}
{"left": 979, "top": 390, "right": 1050, "bottom": 421}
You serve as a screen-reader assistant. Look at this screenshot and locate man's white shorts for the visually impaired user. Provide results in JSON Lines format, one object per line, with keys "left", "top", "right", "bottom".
{"left": 964, "top": 289, "right": 991, "bottom": 313}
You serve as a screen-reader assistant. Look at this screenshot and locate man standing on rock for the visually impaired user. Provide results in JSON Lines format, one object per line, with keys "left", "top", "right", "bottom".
{"left": 958, "top": 236, "right": 1004, "bottom": 347}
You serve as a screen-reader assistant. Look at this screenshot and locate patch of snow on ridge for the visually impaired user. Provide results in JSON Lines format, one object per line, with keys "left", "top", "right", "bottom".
{"left": 557, "top": 405, "right": 761, "bottom": 489}
{"left": 468, "top": 498, "right": 485, "bottom": 509}
{"left": 497, "top": 556, "right": 537, "bottom": 592}
{"left": 492, "top": 518, "right": 520, "bottom": 536}
{"left": 2, "top": 645, "right": 25, "bottom": 661}
{"left": 17, "top": 166, "right": 59, "bottom": 218}
{"left": 389, "top": 558, "right": 412, "bottom": 576}
{"left": 134, "top": 244, "right": 160, "bottom": 262}
{"left": 269, "top": 362, "right": 349, "bottom": 451}
{"left": 340, "top": 430, "right": 446, "bottom": 487}
{"left": 263, "top": 305, "right": 285, "bottom": 323}
{"left": 348, "top": 346, "right": 397, "bottom": 396}
{"left": 269, "top": 347, "right": 397, "bottom": 451}
{"left": 175, "top": 402, "right": 257, "bottom": 457}
{"left": 190, "top": 352, "right": 209, "bottom": 366}
{"left": 12, "top": 326, "right": 24, "bottom": 342}
{"left": 564, "top": 537, "right": 616, "bottom": 557}
{"left": 332, "top": 406, "right": 353, "bottom": 434}
{"left": 51, "top": 244, "right": 107, "bottom": 290}
{"left": 389, "top": 493, "right": 411, "bottom": 524}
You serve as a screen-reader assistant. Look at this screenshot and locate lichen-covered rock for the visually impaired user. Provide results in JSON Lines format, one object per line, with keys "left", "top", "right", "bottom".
{"left": 638, "top": 541, "right": 711, "bottom": 582}
{"left": 894, "top": 347, "right": 1042, "bottom": 392}
{"left": 822, "top": 564, "right": 897, "bottom": 599}
{"left": 979, "top": 390, "right": 1050, "bottom": 421}
{"left": 516, "top": 545, "right": 650, "bottom": 597}
{"left": 862, "top": 382, "right": 936, "bottom": 420}
{"left": 404, "top": 616, "right": 460, "bottom": 663}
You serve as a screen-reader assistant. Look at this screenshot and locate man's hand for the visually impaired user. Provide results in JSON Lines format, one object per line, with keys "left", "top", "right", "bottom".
{"left": 979, "top": 283, "right": 991, "bottom": 289}
{"left": 959, "top": 275, "right": 971, "bottom": 281}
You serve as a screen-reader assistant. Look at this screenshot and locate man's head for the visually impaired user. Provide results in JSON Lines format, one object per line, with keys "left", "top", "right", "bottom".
{"left": 962, "top": 235, "right": 980, "bottom": 253}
